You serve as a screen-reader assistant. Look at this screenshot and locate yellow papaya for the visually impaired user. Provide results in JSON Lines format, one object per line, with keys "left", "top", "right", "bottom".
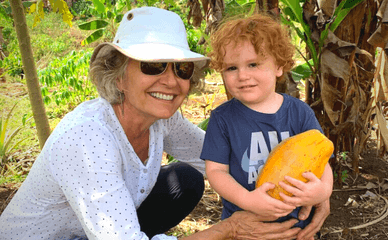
{"left": 255, "top": 129, "right": 334, "bottom": 200}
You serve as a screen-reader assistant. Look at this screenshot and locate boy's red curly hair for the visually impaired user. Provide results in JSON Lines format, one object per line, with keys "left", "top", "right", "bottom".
{"left": 209, "top": 14, "right": 295, "bottom": 79}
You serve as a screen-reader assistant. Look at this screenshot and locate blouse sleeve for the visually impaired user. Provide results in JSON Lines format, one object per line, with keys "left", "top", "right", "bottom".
{"left": 163, "top": 111, "right": 206, "bottom": 175}
{"left": 50, "top": 121, "right": 177, "bottom": 240}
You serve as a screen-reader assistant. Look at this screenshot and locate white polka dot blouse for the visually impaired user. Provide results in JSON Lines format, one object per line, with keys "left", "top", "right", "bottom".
{"left": 0, "top": 98, "right": 205, "bottom": 240}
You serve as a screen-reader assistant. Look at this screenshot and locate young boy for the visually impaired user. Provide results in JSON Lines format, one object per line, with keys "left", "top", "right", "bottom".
{"left": 200, "top": 14, "right": 333, "bottom": 231}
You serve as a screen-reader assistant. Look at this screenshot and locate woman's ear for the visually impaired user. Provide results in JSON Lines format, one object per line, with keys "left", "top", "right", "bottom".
{"left": 116, "top": 77, "right": 124, "bottom": 92}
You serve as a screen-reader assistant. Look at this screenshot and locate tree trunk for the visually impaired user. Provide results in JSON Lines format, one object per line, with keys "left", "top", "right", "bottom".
{"left": 9, "top": 0, "right": 51, "bottom": 149}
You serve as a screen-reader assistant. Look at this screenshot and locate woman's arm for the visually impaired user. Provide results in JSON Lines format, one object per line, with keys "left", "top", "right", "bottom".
{"left": 181, "top": 211, "right": 301, "bottom": 240}
{"left": 163, "top": 112, "right": 206, "bottom": 174}
{"left": 296, "top": 199, "right": 330, "bottom": 240}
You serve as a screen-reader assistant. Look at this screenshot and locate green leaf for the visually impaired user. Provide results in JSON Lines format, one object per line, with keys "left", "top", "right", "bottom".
{"left": 197, "top": 118, "right": 209, "bottom": 131}
{"left": 283, "top": 7, "right": 297, "bottom": 22}
{"left": 78, "top": 20, "right": 108, "bottom": 30}
{"left": 235, "top": 0, "right": 250, "bottom": 6}
{"left": 22, "top": 1, "right": 34, "bottom": 8}
{"left": 291, "top": 60, "right": 313, "bottom": 82}
{"left": 91, "top": 0, "right": 106, "bottom": 13}
{"left": 81, "top": 29, "right": 104, "bottom": 46}
{"left": 330, "top": 0, "right": 364, "bottom": 32}
{"left": 126, "top": 0, "right": 131, "bottom": 10}
{"left": 164, "top": 0, "right": 176, "bottom": 7}
{"left": 115, "top": 14, "right": 123, "bottom": 23}
{"left": 0, "top": 4, "right": 12, "bottom": 22}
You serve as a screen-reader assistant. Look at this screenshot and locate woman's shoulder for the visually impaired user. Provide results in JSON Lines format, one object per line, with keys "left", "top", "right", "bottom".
{"left": 49, "top": 98, "right": 119, "bottom": 141}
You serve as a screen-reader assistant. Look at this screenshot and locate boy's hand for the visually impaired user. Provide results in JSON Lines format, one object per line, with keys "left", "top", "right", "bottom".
{"left": 278, "top": 172, "right": 331, "bottom": 207}
{"left": 245, "top": 182, "right": 296, "bottom": 221}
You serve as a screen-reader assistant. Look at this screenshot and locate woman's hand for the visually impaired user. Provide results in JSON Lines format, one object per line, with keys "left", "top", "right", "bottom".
{"left": 296, "top": 199, "right": 330, "bottom": 240}
{"left": 244, "top": 182, "right": 296, "bottom": 220}
{"left": 227, "top": 211, "right": 301, "bottom": 240}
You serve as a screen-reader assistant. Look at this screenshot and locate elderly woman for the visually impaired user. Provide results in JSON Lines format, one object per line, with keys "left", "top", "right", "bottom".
{"left": 0, "top": 7, "right": 328, "bottom": 240}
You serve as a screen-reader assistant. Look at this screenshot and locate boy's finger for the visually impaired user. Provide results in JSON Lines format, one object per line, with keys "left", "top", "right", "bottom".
{"left": 279, "top": 181, "right": 303, "bottom": 195}
{"left": 278, "top": 192, "right": 301, "bottom": 206}
{"left": 260, "top": 182, "right": 276, "bottom": 191}
{"left": 302, "top": 171, "right": 319, "bottom": 181}
{"left": 284, "top": 176, "right": 306, "bottom": 189}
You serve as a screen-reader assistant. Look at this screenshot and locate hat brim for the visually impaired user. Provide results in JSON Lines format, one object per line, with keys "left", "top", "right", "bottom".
{"left": 91, "top": 43, "right": 210, "bottom": 69}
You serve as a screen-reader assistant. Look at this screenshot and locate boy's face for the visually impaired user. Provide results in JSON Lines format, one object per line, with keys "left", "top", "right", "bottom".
{"left": 222, "top": 40, "right": 283, "bottom": 112}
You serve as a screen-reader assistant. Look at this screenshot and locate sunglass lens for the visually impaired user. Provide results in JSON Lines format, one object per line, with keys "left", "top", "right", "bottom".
{"left": 140, "top": 62, "right": 167, "bottom": 75}
{"left": 175, "top": 62, "right": 194, "bottom": 80}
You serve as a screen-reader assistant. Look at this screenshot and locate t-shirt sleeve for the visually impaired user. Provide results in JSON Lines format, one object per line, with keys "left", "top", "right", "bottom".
{"left": 299, "top": 100, "right": 323, "bottom": 133}
{"left": 200, "top": 110, "right": 230, "bottom": 165}
{"left": 50, "top": 121, "right": 150, "bottom": 240}
{"left": 163, "top": 111, "right": 206, "bottom": 175}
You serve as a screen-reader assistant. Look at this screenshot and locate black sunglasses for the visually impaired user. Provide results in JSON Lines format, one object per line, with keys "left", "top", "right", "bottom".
{"left": 140, "top": 62, "right": 195, "bottom": 80}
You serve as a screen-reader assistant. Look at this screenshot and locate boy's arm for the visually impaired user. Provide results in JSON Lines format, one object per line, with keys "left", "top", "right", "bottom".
{"left": 205, "top": 160, "right": 296, "bottom": 220}
{"left": 278, "top": 163, "right": 333, "bottom": 207}
{"left": 205, "top": 160, "right": 250, "bottom": 209}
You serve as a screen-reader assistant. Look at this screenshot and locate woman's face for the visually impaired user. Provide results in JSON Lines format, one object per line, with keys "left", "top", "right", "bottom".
{"left": 119, "top": 59, "right": 190, "bottom": 121}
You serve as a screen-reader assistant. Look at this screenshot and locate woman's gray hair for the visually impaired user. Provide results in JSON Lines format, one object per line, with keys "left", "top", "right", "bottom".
{"left": 89, "top": 47, "right": 206, "bottom": 104}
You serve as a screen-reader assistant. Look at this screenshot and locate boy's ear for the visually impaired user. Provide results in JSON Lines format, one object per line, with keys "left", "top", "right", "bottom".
{"left": 276, "top": 65, "right": 284, "bottom": 78}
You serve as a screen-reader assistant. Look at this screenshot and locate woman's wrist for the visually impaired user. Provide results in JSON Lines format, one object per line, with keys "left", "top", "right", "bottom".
{"left": 221, "top": 216, "right": 237, "bottom": 239}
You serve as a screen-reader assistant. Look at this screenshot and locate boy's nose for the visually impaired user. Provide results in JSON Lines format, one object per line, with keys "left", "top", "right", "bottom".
{"left": 238, "top": 69, "right": 250, "bottom": 81}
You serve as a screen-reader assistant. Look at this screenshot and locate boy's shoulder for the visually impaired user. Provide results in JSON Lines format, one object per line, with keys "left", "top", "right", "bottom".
{"left": 282, "top": 93, "right": 310, "bottom": 108}
{"left": 211, "top": 98, "right": 239, "bottom": 115}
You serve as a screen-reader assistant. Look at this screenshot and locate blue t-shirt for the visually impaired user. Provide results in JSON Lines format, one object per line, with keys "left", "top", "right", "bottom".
{"left": 200, "top": 94, "right": 322, "bottom": 227}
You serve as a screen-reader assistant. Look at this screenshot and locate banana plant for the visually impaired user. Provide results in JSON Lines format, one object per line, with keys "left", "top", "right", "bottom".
{"left": 78, "top": 0, "right": 128, "bottom": 46}
{"left": 280, "top": 0, "right": 365, "bottom": 80}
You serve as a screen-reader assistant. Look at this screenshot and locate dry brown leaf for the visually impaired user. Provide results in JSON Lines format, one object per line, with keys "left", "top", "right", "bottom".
{"left": 317, "top": 0, "right": 337, "bottom": 17}
{"left": 187, "top": 0, "right": 203, "bottom": 28}
{"left": 320, "top": 49, "right": 351, "bottom": 125}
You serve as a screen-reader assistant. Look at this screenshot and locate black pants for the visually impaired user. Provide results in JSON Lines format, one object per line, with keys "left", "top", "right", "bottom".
{"left": 136, "top": 162, "right": 205, "bottom": 238}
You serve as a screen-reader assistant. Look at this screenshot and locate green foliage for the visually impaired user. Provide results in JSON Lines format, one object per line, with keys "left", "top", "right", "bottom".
{"left": 0, "top": 51, "right": 23, "bottom": 78}
{"left": 39, "top": 50, "right": 98, "bottom": 107}
{"left": 334, "top": 170, "right": 348, "bottom": 183}
{"left": 281, "top": 0, "right": 364, "bottom": 82}
{"left": 71, "top": 0, "right": 94, "bottom": 18}
{"left": 79, "top": 0, "right": 129, "bottom": 45}
{"left": 0, "top": 1, "right": 12, "bottom": 24}
{"left": 0, "top": 103, "right": 28, "bottom": 170}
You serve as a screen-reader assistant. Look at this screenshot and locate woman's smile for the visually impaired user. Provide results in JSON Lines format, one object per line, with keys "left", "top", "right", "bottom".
{"left": 149, "top": 92, "right": 175, "bottom": 101}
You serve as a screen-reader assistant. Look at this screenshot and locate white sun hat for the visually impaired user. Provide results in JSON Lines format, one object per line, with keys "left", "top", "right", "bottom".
{"left": 91, "top": 7, "right": 210, "bottom": 68}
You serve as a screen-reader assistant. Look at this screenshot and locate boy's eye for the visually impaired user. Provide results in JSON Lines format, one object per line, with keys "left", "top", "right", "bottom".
{"left": 249, "top": 63, "right": 258, "bottom": 68}
{"left": 226, "top": 66, "right": 237, "bottom": 71}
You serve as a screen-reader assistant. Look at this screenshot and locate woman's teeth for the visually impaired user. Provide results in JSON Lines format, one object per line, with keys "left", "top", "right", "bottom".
{"left": 150, "top": 92, "right": 174, "bottom": 100}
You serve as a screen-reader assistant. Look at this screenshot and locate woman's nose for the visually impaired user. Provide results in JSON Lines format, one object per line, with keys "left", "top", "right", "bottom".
{"left": 159, "top": 63, "right": 178, "bottom": 87}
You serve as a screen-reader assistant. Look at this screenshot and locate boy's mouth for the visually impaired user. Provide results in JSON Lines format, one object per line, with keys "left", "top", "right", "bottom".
{"left": 239, "top": 85, "right": 256, "bottom": 89}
